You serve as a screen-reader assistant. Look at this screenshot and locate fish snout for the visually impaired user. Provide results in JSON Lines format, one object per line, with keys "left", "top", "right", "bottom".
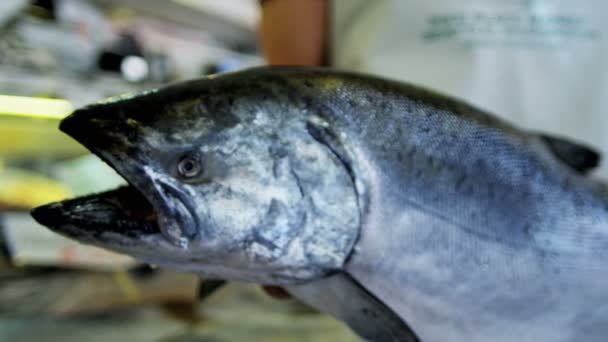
{"left": 60, "top": 104, "right": 140, "bottom": 152}
{"left": 31, "top": 202, "right": 67, "bottom": 230}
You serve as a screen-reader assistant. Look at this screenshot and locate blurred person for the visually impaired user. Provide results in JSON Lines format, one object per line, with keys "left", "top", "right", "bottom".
{"left": 259, "top": 0, "right": 608, "bottom": 179}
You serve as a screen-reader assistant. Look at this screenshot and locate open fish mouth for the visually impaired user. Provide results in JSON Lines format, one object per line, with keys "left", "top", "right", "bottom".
{"left": 31, "top": 178, "right": 200, "bottom": 247}
{"left": 30, "top": 98, "right": 201, "bottom": 247}
{"left": 30, "top": 155, "right": 201, "bottom": 248}
{"left": 31, "top": 185, "right": 161, "bottom": 242}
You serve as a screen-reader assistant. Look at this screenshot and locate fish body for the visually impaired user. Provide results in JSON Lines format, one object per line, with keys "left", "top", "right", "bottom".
{"left": 32, "top": 67, "right": 608, "bottom": 341}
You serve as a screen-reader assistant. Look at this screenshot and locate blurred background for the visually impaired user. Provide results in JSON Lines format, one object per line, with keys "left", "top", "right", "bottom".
{"left": 0, "top": 0, "right": 357, "bottom": 341}
{"left": 1, "top": 0, "right": 606, "bottom": 340}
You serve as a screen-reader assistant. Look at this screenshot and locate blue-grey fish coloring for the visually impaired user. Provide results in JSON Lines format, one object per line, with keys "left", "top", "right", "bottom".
{"left": 32, "top": 66, "right": 607, "bottom": 342}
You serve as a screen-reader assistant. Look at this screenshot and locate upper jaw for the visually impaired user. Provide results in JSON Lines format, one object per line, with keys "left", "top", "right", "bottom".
{"left": 56, "top": 104, "right": 200, "bottom": 248}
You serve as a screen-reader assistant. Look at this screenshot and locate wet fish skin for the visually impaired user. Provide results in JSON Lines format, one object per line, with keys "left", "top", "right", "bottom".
{"left": 309, "top": 72, "right": 608, "bottom": 341}
{"left": 36, "top": 67, "right": 362, "bottom": 284}
{"left": 31, "top": 66, "right": 608, "bottom": 341}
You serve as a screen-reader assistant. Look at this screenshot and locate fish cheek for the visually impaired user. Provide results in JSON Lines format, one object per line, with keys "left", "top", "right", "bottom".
{"left": 196, "top": 182, "right": 268, "bottom": 258}
{"left": 196, "top": 153, "right": 298, "bottom": 262}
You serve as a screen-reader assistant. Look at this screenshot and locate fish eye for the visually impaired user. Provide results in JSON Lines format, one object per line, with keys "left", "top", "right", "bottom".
{"left": 177, "top": 154, "right": 202, "bottom": 179}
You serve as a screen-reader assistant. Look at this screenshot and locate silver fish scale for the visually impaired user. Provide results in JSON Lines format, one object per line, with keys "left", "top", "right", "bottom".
{"left": 299, "top": 72, "right": 608, "bottom": 341}
{"left": 31, "top": 67, "right": 608, "bottom": 341}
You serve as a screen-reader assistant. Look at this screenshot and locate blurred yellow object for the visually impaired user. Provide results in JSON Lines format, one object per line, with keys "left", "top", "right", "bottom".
{"left": 0, "top": 115, "right": 88, "bottom": 158}
{"left": 0, "top": 168, "right": 72, "bottom": 208}
{"left": 113, "top": 271, "right": 142, "bottom": 303}
{"left": 0, "top": 94, "right": 74, "bottom": 120}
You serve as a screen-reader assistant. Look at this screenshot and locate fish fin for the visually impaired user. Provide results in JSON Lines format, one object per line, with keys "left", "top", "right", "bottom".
{"left": 539, "top": 134, "right": 601, "bottom": 174}
{"left": 286, "top": 272, "right": 420, "bottom": 342}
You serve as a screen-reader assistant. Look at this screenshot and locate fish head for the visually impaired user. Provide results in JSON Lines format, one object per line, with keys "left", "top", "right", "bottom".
{"left": 32, "top": 69, "right": 360, "bottom": 284}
